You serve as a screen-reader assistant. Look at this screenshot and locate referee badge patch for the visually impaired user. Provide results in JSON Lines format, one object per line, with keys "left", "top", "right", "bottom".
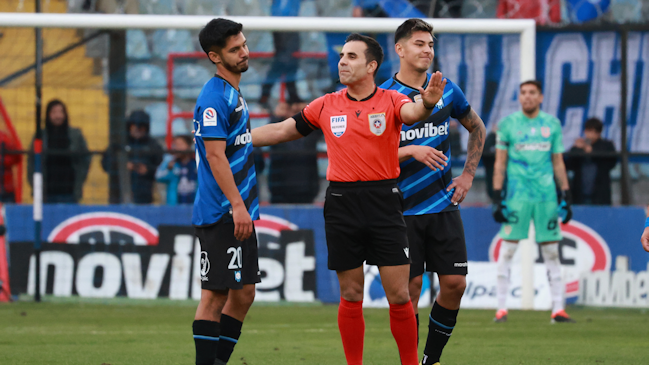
{"left": 368, "top": 113, "right": 386, "bottom": 136}
{"left": 330, "top": 115, "right": 347, "bottom": 138}
{"left": 203, "top": 107, "right": 217, "bottom": 126}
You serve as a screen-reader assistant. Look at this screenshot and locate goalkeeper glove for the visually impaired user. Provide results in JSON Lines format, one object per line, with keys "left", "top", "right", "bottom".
{"left": 558, "top": 190, "right": 573, "bottom": 224}
{"left": 492, "top": 189, "right": 509, "bottom": 223}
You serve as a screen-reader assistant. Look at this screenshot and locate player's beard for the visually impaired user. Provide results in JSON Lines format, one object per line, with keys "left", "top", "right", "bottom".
{"left": 522, "top": 105, "right": 540, "bottom": 115}
{"left": 222, "top": 58, "right": 249, "bottom": 74}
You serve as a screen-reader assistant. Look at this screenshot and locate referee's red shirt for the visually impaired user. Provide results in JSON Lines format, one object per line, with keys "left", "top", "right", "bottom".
{"left": 296, "top": 87, "right": 411, "bottom": 182}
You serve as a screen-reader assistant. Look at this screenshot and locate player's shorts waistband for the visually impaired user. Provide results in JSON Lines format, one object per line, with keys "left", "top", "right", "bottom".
{"left": 329, "top": 179, "right": 398, "bottom": 189}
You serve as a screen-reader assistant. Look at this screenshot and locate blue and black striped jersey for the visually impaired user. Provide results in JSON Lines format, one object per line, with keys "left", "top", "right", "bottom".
{"left": 192, "top": 75, "right": 259, "bottom": 226}
{"left": 380, "top": 75, "right": 471, "bottom": 215}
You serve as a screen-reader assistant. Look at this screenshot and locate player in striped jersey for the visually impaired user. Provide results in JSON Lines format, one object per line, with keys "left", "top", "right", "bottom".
{"left": 191, "top": 19, "right": 261, "bottom": 365}
{"left": 380, "top": 19, "right": 486, "bottom": 365}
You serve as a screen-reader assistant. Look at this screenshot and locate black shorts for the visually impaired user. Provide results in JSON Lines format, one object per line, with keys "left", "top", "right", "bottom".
{"left": 405, "top": 210, "right": 468, "bottom": 278}
{"left": 324, "top": 179, "right": 410, "bottom": 271}
{"left": 194, "top": 218, "right": 261, "bottom": 291}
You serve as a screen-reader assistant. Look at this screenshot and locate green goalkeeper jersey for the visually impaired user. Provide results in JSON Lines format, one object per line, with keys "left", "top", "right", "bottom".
{"left": 496, "top": 110, "right": 564, "bottom": 203}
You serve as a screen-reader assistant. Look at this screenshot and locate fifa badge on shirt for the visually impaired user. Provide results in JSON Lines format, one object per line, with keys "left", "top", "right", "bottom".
{"left": 330, "top": 115, "right": 347, "bottom": 137}
{"left": 203, "top": 107, "right": 217, "bottom": 126}
{"left": 368, "top": 113, "right": 386, "bottom": 136}
{"left": 541, "top": 127, "right": 551, "bottom": 138}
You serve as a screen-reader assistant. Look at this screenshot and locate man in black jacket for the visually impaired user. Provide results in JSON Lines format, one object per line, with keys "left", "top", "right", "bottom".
{"left": 565, "top": 118, "right": 617, "bottom": 205}
{"left": 102, "top": 111, "right": 163, "bottom": 204}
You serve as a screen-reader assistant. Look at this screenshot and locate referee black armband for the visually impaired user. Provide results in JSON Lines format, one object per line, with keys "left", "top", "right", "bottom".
{"left": 293, "top": 112, "right": 315, "bottom": 136}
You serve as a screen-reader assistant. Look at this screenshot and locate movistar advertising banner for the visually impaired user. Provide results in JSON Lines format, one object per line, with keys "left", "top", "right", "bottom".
{"left": 4, "top": 205, "right": 647, "bottom": 307}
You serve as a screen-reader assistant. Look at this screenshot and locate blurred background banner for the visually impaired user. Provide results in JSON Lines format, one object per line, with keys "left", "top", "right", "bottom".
{"left": 4, "top": 204, "right": 646, "bottom": 307}
{"left": 436, "top": 30, "right": 649, "bottom": 153}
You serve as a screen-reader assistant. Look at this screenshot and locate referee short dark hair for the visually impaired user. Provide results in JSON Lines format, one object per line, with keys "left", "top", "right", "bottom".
{"left": 394, "top": 18, "right": 434, "bottom": 44}
{"left": 199, "top": 18, "right": 243, "bottom": 59}
{"left": 345, "top": 33, "right": 384, "bottom": 76}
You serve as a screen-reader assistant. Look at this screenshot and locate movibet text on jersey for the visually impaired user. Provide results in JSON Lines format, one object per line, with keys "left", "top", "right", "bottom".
{"left": 400, "top": 121, "right": 449, "bottom": 142}
{"left": 234, "top": 129, "right": 252, "bottom": 146}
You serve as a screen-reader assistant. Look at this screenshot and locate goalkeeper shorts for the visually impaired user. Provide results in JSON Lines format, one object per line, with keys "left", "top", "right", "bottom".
{"left": 499, "top": 200, "right": 562, "bottom": 243}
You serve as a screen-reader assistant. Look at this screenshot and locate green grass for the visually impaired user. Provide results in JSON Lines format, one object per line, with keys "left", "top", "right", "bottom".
{"left": 1, "top": 298, "right": 648, "bottom": 364}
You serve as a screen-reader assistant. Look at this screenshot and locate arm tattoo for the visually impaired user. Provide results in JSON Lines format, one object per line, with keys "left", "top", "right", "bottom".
{"left": 458, "top": 109, "right": 486, "bottom": 177}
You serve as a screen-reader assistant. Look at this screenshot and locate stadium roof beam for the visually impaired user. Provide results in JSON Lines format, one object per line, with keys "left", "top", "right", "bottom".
{"left": 0, "top": 13, "right": 535, "bottom": 89}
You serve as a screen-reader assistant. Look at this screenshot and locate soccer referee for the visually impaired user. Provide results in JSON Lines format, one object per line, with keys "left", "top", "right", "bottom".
{"left": 191, "top": 19, "right": 260, "bottom": 365}
{"left": 252, "top": 33, "right": 445, "bottom": 365}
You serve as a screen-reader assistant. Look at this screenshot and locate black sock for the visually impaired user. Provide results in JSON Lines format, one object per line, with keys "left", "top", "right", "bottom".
{"left": 193, "top": 320, "right": 220, "bottom": 365}
{"left": 415, "top": 313, "right": 420, "bottom": 345}
{"left": 422, "top": 301, "right": 458, "bottom": 365}
{"left": 216, "top": 314, "right": 243, "bottom": 364}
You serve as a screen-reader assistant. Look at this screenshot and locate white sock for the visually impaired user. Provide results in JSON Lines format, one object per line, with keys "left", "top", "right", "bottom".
{"left": 497, "top": 241, "right": 518, "bottom": 311}
{"left": 541, "top": 243, "right": 564, "bottom": 313}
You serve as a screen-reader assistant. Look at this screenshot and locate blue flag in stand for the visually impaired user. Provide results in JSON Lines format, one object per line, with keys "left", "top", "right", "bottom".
{"left": 566, "top": 0, "right": 610, "bottom": 23}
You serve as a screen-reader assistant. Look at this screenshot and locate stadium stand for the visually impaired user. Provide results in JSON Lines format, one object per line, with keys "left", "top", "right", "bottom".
{"left": 126, "top": 63, "right": 167, "bottom": 98}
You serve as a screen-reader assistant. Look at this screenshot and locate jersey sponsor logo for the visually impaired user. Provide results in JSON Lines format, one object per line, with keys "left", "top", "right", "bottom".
{"left": 400, "top": 121, "right": 449, "bottom": 142}
{"left": 47, "top": 212, "right": 159, "bottom": 245}
{"left": 368, "top": 113, "right": 386, "bottom": 136}
{"left": 514, "top": 142, "right": 551, "bottom": 151}
{"left": 234, "top": 129, "right": 252, "bottom": 146}
{"left": 200, "top": 251, "right": 210, "bottom": 281}
{"left": 490, "top": 220, "right": 611, "bottom": 298}
{"left": 330, "top": 115, "right": 347, "bottom": 137}
{"left": 203, "top": 107, "right": 217, "bottom": 126}
{"left": 541, "top": 126, "right": 551, "bottom": 138}
{"left": 235, "top": 96, "right": 247, "bottom": 113}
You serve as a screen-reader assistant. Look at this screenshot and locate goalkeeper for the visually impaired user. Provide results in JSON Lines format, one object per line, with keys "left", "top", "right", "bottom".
{"left": 492, "top": 80, "right": 575, "bottom": 323}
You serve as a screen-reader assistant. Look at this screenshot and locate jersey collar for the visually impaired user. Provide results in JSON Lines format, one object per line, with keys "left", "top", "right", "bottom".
{"left": 346, "top": 86, "right": 378, "bottom": 102}
{"left": 214, "top": 74, "right": 240, "bottom": 92}
{"left": 393, "top": 72, "right": 428, "bottom": 91}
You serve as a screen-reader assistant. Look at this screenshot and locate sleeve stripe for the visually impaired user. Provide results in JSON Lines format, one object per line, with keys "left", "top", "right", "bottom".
{"left": 300, "top": 111, "right": 318, "bottom": 130}
{"left": 455, "top": 105, "right": 472, "bottom": 120}
{"left": 294, "top": 112, "right": 316, "bottom": 137}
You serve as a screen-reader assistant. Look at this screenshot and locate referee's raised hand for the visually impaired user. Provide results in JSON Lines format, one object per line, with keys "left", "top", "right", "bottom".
{"left": 232, "top": 203, "right": 253, "bottom": 241}
{"left": 418, "top": 71, "right": 446, "bottom": 109}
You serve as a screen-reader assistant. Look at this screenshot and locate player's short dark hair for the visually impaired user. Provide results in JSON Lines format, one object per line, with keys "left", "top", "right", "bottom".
{"left": 520, "top": 80, "right": 543, "bottom": 94}
{"left": 584, "top": 117, "right": 604, "bottom": 133}
{"left": 394, "top": 18, "right": 434, "bottom": 44}
{"left": 345, "top": 33, "right": 384, "bottom": 76}
{"left": 199, "top": 18, "right": 243, "bottom": 59}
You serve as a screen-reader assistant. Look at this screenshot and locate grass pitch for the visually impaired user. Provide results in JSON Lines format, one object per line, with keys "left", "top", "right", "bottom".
{"left": 1, "top": 298, "right": 648, "bottom": 364}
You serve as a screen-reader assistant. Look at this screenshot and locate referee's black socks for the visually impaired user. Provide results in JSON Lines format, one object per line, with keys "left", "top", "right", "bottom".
{"left": 422, "top": 301, "right": 458, "bottom": 365}
{"left": 193, "top": 320, "right": 220, "bottom": 365}
{"left": 215, "top": 314, "right": 243, "bottom": 364}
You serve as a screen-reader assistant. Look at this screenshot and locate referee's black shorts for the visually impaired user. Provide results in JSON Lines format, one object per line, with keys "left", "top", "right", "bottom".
{"left": 324, "top": 179, "right": 410, "bottom": 271}
{"left": 405, "top": 210, "right": 468, "bottom": 278}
